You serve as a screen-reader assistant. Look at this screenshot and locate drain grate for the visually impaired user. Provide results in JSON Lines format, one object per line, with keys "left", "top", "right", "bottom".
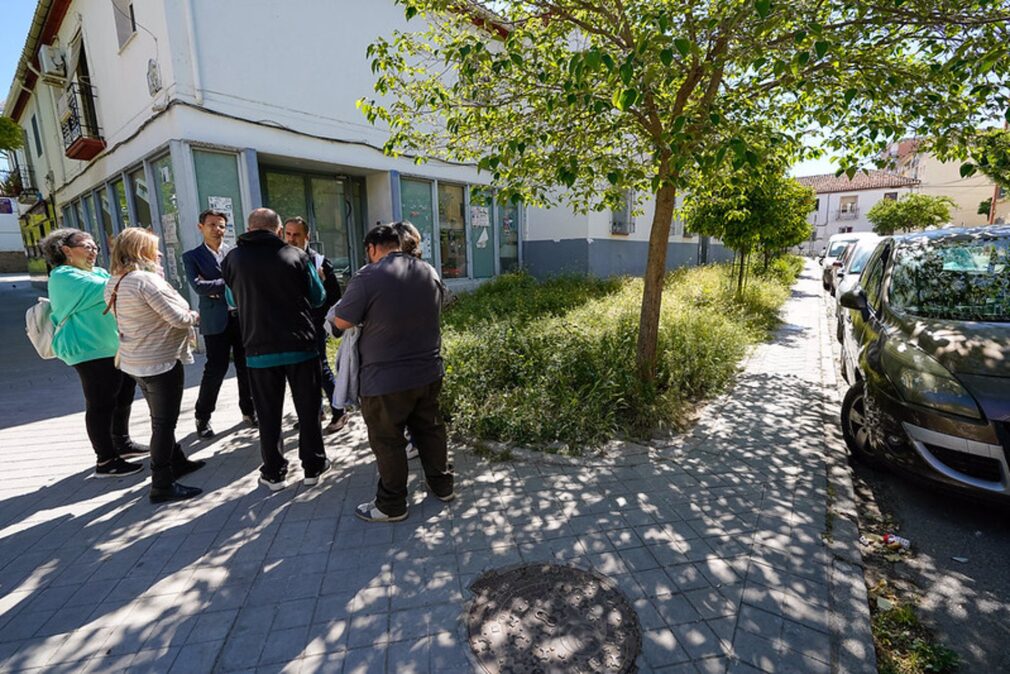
{"left": 465, "top": 562, "right": 641, "bottom": 673}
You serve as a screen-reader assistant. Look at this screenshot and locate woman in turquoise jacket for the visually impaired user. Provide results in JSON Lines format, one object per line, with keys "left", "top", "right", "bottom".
{"left": 40, "top": 228, "right": 147, "bottom": 477}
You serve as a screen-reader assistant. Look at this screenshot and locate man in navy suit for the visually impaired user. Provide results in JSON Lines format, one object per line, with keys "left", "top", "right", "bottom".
{"left": 182, "top": 209, "right": 256, "bottom": 437}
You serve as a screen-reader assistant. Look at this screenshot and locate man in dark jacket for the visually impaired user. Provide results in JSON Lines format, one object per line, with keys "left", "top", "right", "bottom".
{"left": 221, "top": 208, "right": 329, "bottom": 491}
{"left": 182, "top": 209, "right": 256, "bottom": 438}
{"left": 282, "top": 217, "right": 347, "bottom": 433}
{"left": 330, "top": 224, "right": 454, "bottom": 522}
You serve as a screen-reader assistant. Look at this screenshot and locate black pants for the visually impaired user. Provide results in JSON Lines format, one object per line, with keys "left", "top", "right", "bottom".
{"left": 195, "top": 313, "right": 254, "bottom": 421}
{"left": 248, "top": 358, "right": 326, "bottom": 479}
{"left": 360, "top": 378, "right": 453, "bottom": 516}
{"left": 133, "top": 361, "right": 189, "bottom": 489}
{"left": 72, "top": 357, "right": 137, "bottom": 464}
{"left": 314, "top": 323, "right": 339, "bottom": 415}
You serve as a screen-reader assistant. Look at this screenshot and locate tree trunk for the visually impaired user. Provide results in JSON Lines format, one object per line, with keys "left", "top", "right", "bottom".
{"left": 635, "top": 181, "right": 678, "bottom": 383}
{"left": 737, "top": 248, "right": 746, "bottom": 294}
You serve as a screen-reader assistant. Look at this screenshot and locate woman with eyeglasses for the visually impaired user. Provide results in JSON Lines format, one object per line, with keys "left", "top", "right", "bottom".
{"left": 105, "top": 227, "right": 204, "bottom": 504}
{"left": 38, "top": 228, "right": 147, "bottom": 478}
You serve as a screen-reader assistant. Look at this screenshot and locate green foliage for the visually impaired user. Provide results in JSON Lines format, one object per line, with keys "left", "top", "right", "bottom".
{"left": 963, "top": 128, "right": 1010, "bottom": 189}
{"left": 866, "top": 194, "right": 954, "bottom": 235}
{"left": 0, "top": 117, "right": 23, "bottom": 153}
{"left": 760, "top": 254, "right": 806, "bottom": 286}
{"left": 364, "top": 1, "right": 1010, "bottom": 210}
{"left": 873, "top": 603, "right": 960, "bottom": 674}
{"left": 682, "top": 162, "right": 813, "bottom": 290}
{"left": 979, "top": 198, "right": 992, "bottom": 216}
{"left": 440, "top": 266, "right": 794, "bottom": 450}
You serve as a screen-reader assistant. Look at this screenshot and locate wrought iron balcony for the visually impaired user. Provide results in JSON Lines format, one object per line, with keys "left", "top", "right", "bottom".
{"left": 835, "top": 207, "right": 859, "bottom": 221}
{"left": 60, "top": 82, "right": 106, "bottom": 161}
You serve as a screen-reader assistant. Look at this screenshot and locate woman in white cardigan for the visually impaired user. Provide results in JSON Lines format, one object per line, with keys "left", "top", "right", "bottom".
{"left": 105, "top": 227, "right": 204, "bottom": 504}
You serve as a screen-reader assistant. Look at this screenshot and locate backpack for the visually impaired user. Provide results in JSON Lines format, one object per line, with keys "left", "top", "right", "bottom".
{"left": 25, "top": 297, "right": 67, "bottom": 360}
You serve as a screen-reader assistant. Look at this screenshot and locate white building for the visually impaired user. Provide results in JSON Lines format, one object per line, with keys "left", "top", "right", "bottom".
{"left": 797, "top": 171, "right": 919, "bottom": 254}
{"left": 3, "top": 0, "right": 725, "bottom": 291}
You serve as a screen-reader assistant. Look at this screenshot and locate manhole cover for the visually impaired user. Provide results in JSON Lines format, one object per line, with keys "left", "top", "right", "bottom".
{"left": 465, "top": 562, "right": 641, "bottom": 673}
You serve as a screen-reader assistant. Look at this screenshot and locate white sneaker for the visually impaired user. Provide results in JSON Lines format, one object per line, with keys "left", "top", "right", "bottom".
{"left": 355, "top": 501, "right": 408, "bottom": 523}
{"left": 303, "top": 459, "right": 331, "bottom": 487}
{"left": 405, "top": 442, "right": 419, "bottom": 460}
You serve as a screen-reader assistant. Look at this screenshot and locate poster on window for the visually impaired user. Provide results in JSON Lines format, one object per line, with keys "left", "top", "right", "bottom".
{"left": 161, "top": 212, "right": 178, "bottom": 245}
{"left": 470, "top": 205, "right": 489, "bottom": 229}
{"left": 208, "top": 196, "right": 236, "bottom": 247}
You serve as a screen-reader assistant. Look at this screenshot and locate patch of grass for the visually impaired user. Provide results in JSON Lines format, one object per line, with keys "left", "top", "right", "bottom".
{"left": 873, "top": 602, "right": 959, "bottom": 674}
{"left": 440, "top": 261, "right": 797, "bottom": 450}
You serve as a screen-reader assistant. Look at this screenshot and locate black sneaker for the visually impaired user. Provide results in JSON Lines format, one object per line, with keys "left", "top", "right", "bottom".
{"left": 149, "top": 483, "right": 202, "bottom": 504}
{"left": 242, "top": 414, "right": 258, "bottom": 428}
{"left": 115, "top": 441, "right": 149, "bottom": 460}
{"left": 303, "top": 459, "right": 331, "bottom": 487}
{"left": 196, "top": 419, "right": 214, "bottom": 439}
{"left": 95, "top": 458, "right": 144, "bottom": 478}
{"left": 259, "top": 473, "right": 287, "bottom": 492}
{"left": 172, "top": 459, "right": 206, "bottom": 479}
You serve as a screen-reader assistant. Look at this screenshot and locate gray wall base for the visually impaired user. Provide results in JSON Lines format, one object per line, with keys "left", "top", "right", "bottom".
{"left": 523, "top": 239, "right": 731, "bottom": 279}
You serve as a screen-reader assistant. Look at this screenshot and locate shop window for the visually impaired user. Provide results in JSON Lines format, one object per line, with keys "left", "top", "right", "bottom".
{"left": 193, "top": 150, "right": 243, "bottom": 248}
{"left": 152, "top": 155, "right": 184, "bottom": 289}
{"left": 129, "top": 167, "right": 152, "bottom": 227}
{"left": 497, "top": 199, "right": 520, "bottom": 273}
{"left": 438, "top": 183, "right": 467, "bottom": 279}
{"left": 469, "top": 187, "right": 495, "bottom": 279}
{"left": 611, "top": 191, "right": 634, "bottom": 235}
{"left": 400, "top": 177, "right": 435, "bottom": 262}
{"left": 112, "top": 179, "right": 131, "bottom": 228}
{"left": 98, "top": 187, "right": 116, "bottom": 252}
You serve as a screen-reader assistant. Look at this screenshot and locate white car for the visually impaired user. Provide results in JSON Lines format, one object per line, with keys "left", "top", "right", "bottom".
{"left": 820, "top": 232, "right": 879, "bottom": 294}
{"left": 832, "top": 234, "right": 882, "bottom": 341}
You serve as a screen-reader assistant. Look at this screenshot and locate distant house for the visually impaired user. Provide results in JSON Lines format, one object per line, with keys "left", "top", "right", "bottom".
{"left": 797, "top": 171, "right": 919, "bottom": 253}
{"left": 884, "top": 139, "right": 995, "bottom": 227}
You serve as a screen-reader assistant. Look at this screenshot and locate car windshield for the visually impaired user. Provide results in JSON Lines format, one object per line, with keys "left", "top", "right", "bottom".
{"left": 848, "top": 243, "right": 877, "bottom": 274}
{"left": 888, "top": 234, "right": 1010, "bottom": 321}
{"left": 828, "top": 240, "right": 851, "bottom": 257}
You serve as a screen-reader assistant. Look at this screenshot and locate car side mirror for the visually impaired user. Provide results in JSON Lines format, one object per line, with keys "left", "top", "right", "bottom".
{"left": 839, "top": 286, "right": 868, "bottom": 311}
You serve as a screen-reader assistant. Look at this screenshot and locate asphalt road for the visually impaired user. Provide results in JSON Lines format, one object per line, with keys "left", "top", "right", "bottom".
{"left": 825, "top": 286, "right": 1010, "bottom": 673}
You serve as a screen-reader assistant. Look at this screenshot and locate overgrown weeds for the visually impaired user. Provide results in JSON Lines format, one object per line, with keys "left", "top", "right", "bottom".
{"left": 440, "top": 257, "right": 802, "bottom": 451}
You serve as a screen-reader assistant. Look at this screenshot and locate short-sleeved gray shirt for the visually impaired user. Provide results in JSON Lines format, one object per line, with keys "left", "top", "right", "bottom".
{"left": 332, "top": 252, "right": 444, "bottom": 397}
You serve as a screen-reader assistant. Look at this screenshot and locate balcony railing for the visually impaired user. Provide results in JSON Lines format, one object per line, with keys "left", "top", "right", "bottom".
{"left": 835, "top": 207, "right": 859, "bottom": 221}
{"left": 60, "top": 82, "right": 106, "bottom": 161}
{"left": 0, "top": 165, "right": 39, "bottom": 202}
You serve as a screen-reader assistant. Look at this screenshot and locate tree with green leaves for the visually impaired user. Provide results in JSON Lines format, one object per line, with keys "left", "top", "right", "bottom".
{"left": 683, "top": 167, "right": 814, "bottom": 293}
{"left": 961, "top": 127, "right": 1010, "bottom": 192}
{"left": 0, "top": 117, "right": 23, "bottom": 153}
{"left": 867, "top": 193, "right": 954, "bottom": 235}
{"left": 361, "top": 0, "right": 1010, "bottom": 381}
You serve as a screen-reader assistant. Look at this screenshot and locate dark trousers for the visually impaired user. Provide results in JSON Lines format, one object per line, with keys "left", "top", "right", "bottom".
{"left": 133, "top": 361, "right": 188, "bottom": 489}
{"left": 360, "top": 378, "right": 453, "bottom": 516}
{"left": 72, "top": 357, "right": 137, "bottom": 464}
{"left": 248, "top": 358, "right": 326, "bottom": 479}
{"left": 314, "top": 323, "right": 339, "bottom": 415}
{"left": 195, "top": 313, "right": 255, "bottom": 421}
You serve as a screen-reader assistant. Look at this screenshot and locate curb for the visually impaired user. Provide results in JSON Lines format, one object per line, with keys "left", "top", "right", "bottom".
{"left": 817, "top": 280, "right": 878, "bottom": 674}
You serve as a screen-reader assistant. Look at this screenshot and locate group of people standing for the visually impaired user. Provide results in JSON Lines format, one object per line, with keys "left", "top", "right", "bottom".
{"left": 38, "top": 207, "right": 453, "bottom": 521}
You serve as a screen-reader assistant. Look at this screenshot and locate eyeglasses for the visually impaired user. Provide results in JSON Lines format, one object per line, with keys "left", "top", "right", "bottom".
{"left": 71, "top": 241, "right": 100, "bottom": 253}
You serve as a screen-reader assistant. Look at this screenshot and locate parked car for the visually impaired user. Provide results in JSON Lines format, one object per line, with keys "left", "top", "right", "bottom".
{"left": 833, "top": 234, "right": 881, "bottom": 339}
{"left": 821, "top": 232, "right": 877, "bottom": 293}
{"left": 838, "top": 226, "right": 1010, "bottom": 500}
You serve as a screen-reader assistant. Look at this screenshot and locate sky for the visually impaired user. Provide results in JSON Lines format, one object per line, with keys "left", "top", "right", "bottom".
{"left": 0, "top": 0, "right": 36, "bottom": 110}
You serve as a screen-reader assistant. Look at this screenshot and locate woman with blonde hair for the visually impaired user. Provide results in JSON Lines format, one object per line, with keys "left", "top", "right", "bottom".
{"left": 105, "top": 227, "right": 204, "bottom": 503}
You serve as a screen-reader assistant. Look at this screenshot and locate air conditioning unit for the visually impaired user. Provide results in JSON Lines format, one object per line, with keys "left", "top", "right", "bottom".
{"left": 37, "top": 44, "right": 66, "bottom": 85}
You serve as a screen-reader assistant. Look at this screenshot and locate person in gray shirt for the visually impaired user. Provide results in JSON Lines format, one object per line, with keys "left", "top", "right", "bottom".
{"left": 330, "top": 223, "right": 455, "bottom": 522}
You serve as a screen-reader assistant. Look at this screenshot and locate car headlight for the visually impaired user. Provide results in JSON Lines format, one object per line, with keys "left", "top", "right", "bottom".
{"left": 881, "top": 340, "right": 982, "bottom": 419}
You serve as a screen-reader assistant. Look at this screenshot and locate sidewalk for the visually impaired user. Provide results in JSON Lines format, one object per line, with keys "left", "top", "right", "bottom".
{"left": 0, "top": 264, "right": 874, "bottom": 673}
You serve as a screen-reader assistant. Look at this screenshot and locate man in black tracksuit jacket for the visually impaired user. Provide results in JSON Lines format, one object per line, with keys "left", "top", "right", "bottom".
{"left": 221, "top": 208, "right": 329, "bottom": 491}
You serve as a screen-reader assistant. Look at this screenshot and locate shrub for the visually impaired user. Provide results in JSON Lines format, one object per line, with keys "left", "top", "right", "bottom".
{"left": 440, "top": 264, "right": 794, "bottom": 451}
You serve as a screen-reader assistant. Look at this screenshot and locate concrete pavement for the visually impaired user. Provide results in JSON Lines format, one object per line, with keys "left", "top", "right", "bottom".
{"left": 0, "top": 264, "right": 875, "bottom": 673}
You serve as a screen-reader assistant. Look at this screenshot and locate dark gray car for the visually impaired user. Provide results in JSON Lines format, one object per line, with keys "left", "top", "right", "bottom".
{"left": 838, "top": 226, "right": 1010, "bottom": 500}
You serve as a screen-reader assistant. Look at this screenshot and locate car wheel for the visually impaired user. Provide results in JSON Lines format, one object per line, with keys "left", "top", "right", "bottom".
{"left": 841, "top": 380, "right": 874, "bottom": 461}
